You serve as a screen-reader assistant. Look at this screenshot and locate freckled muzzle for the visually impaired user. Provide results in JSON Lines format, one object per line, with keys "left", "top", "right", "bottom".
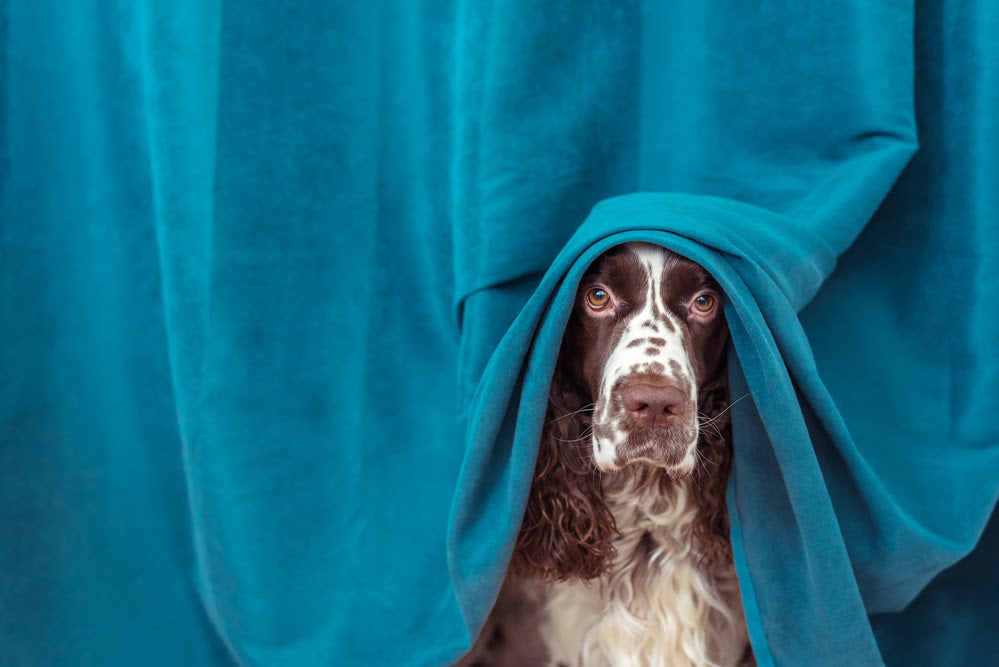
{"left": 592, "top": 350, "right": 699, "bottom": 474}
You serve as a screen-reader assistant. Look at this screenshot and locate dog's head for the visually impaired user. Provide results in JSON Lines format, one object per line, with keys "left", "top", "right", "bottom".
{"left": 568, "top": 242, "right": 728, "bottom": 473}
{"left": 510, "top": 243, "right": 732, "bottom": 581}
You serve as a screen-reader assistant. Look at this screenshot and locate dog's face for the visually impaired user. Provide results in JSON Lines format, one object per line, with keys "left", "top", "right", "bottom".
{"left": 510, "top": 242, "right": 732, "bottom": 582}
{"left": 564, "top": 242, "right": 728, "bottom": 475}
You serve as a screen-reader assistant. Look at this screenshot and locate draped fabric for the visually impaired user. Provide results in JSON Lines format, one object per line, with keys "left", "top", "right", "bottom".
{"left": 2, "top": 2, "right": 997, "bottom": 666}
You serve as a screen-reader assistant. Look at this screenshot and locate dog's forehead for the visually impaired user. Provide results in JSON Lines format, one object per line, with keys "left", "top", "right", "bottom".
{"left": 659, "top": 256, "right": 711, "bottom": 302}
{"left": 586, "top": 247, "right": 646, "bottom": 293}
{"left": 587, "top": 244, "right": 707, "bottom": 301}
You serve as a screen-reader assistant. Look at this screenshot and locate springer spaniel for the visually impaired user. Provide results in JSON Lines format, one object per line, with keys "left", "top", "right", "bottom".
{"left": 462, "top": 242, "right": 752, "bottom": 667}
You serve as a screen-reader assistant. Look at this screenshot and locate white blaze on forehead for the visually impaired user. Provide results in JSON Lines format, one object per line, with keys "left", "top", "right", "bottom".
{"left": 591, "top": 244, "right": 700, "bottom": 467}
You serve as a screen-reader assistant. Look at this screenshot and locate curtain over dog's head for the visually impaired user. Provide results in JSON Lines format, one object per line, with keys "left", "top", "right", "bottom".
{"left": 511, "top": 242, "right": 732, "bottom": 582}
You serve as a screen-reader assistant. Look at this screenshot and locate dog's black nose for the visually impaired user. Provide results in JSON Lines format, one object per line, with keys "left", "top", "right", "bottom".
{"left": 621, "top": 383, "right": 684, "bottom": 428}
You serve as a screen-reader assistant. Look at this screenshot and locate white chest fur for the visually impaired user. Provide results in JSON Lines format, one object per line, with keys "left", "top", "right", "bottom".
{"left": 540, "top": 480, "right": 749, "bottom": 667}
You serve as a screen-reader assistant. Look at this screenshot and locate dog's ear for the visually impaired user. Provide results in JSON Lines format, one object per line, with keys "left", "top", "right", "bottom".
{"left": 508, "top": 345, "right": 617, "bottom": 582}
{"left": 691, "top": 357, "right": 734, "bottom": 574}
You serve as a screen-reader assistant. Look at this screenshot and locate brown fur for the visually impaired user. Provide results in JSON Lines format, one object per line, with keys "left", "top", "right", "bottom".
{"left": 508, "top": 349, "right": 617, "bottom": 582}
{"left": 689, "top": 378, "right": 735, "bottom": 574}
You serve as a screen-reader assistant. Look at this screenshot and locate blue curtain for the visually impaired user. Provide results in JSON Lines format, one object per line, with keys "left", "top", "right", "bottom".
{"left": 2, "top": 2, "right": 996, "bottom": 666}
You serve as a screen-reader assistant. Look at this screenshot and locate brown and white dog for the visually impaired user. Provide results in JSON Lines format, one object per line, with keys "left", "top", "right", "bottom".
{"left": 463, "top": 242, "right": 751, "bottom": 667}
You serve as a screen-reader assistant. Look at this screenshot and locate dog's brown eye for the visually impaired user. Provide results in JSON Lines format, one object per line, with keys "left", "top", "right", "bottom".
{"left": 586, "top": 288, "right": 611, "bottom": 309}
{"left": 692, "top": 294, "right": 716, "bottom": 314}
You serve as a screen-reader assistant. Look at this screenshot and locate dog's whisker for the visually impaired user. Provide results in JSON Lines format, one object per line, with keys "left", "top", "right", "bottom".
{"left": 548, "top": 403, "right": 596, "bottom": 425}
{"left": 554, "top": 427, "right": 594, "bottom": 444}
{"left": 698, "top": 391, "right": 756, "bottom": 426}
{"left": 697, "top": 417, "right": 724, "bottom": 441}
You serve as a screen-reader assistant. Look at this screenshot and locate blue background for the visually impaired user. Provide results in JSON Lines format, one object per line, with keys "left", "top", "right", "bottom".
{"left": 1, "top": 2, "right": 996, "bottom": 665}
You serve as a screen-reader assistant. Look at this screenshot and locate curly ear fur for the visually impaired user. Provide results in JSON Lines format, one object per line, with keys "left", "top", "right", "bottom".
{"left": 690, "top": 374, "right": 734, "bottom": 573}
{"left": 508, "top": 355, "right": 617, "bottom": 582}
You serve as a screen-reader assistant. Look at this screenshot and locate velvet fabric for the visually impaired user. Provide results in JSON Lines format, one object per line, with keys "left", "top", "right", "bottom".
{"left": 1, "top": 1, "right": 996, "bottom": 666}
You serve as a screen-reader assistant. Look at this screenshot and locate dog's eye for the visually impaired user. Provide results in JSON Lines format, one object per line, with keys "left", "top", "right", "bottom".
{"left": 691, "top": 293, "right": 716, "bottom": 315}
{"left": 585, "top": 288, "right": 611, "bottom": 310}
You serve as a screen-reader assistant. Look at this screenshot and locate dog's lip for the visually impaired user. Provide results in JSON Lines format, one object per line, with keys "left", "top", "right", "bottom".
{"left": 663, "top": 460, "right": 696, "bottom": 480}
{"left": 614, "top": 443, "right": 685, "bottom": 471}
{"left": 603, "top": 430, "right": 698, "bottom": 473}
{"left": 595, "top": 458, "right": 621, "bottom": 473}
{"left": 599, "top": 453, "right": 695, "bottom": 478}
{"left": 591, "top": 409, "right": 696, "bottom": 472}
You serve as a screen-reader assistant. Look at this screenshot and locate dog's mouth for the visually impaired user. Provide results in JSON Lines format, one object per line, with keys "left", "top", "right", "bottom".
{"left": 591, "top": 411, "right": 698, "bottom": 474}
{"left": 620, "top": 428, "right": 694, "bottom": 468}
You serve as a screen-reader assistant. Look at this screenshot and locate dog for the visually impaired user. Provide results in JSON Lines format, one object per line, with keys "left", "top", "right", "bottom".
{"left": 461, "top": 242, "right": 752, "bottom": 667}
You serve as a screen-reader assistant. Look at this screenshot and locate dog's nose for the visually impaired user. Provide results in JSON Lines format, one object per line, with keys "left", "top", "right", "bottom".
{"left": 621, "top": 383, "right": 685, "bottom": 428}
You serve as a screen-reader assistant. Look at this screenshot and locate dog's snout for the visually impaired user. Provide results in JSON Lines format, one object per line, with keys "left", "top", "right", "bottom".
{"left": 621, "top": 383, "right": 685, "bottom": 428}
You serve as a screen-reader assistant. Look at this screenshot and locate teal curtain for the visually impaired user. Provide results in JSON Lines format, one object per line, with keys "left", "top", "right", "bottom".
{"left": 2, "top": 2, "right": 996, "bottom": 666}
